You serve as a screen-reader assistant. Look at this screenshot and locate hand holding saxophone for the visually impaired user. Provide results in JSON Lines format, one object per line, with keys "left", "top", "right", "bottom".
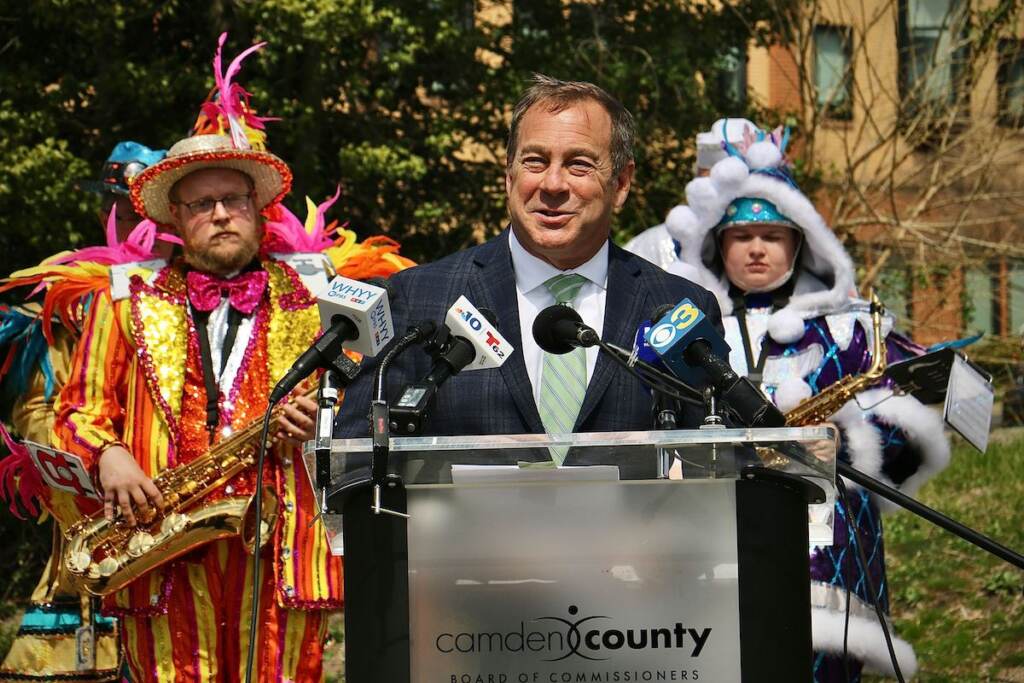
{"left": 98, "top": 445, "right": 165, "bottom": 526}
{"left": 275, "top": 394, "right": 317, "bottom": 447}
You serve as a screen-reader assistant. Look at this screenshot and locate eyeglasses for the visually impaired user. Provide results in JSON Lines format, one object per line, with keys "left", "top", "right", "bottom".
{"left": 176, "top": 192, "right": 253, "bottom": 217}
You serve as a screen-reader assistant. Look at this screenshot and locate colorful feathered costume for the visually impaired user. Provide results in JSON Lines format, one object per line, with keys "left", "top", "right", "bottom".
{"left": 665, "top": 125, "right": 951, "bottom": 682}
{"left": 0, "top": 212, "right": 175, "bottom": 680}
{"left": 46, "top": 34, "right": 412, "bottom": 682}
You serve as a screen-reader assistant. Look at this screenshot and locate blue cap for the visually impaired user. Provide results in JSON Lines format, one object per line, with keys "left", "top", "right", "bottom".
{"left": 79, "top": 141, "right": 167, "bottom": 196}
{"left": 716, "top": 197, "right": 798, "bottom": 231}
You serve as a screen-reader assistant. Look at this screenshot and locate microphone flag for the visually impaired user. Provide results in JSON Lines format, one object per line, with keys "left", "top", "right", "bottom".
{"left": 644, "top": 298, "right": 730, "bottom": 386}
{"left": 318, "top": 275, "right": 395, "bottom": 356}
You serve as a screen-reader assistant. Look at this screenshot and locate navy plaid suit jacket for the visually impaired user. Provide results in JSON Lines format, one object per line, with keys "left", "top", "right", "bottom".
{"left": 333, "top": 230, "right": 722, "bottom": 442}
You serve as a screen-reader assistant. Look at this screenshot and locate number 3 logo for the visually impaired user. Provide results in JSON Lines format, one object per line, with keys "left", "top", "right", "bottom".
{"left": 671, "top": 303, "right": 700, "bottom": 331}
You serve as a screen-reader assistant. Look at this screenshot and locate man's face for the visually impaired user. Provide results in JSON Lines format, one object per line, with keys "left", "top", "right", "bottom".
{"left": 169, "top": 168, "right": 261, "bottom": 276}
{"left": 505, "top": 99, "right": 634, "bottom": 270}
{"left": 720, "top": 224, "right": 800, "bottom": 292}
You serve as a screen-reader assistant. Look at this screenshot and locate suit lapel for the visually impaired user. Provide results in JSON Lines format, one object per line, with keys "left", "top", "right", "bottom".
{"left": 468, "top": 231, "right": 545, "bottom": 432}
{"left": 575, "top": 245, "right": 649, "bottom": 429}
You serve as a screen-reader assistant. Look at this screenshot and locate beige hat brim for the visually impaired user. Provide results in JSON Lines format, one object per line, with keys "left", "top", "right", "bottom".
{"left": 130, "top": 136, "right": 292, "bottom": 226}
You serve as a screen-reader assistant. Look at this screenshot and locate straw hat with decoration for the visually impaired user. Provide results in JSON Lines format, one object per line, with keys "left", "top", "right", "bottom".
{"left": 130, "top": 33, "right": 292, "bottom": 227}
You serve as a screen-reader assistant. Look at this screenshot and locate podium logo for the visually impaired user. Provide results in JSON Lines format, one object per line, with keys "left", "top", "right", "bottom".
{"left": 434, "top": 605, "right": 712, "bottom": 662}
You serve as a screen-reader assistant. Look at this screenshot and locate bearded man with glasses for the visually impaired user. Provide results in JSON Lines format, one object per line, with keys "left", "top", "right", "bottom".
{"left": 52, "top": 48, "right": 344, "bottom": 681}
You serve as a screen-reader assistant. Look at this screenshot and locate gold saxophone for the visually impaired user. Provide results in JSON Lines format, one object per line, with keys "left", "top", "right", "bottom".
{"left": 62, "top": 390, "right": 314, "bottom": 597}
{"left": 784, "top": 291, "right": 887, "bottom": 426}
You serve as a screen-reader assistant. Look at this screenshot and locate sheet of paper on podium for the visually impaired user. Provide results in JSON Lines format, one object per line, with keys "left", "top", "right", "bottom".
{"left": 450, "top": 463, "right": 619, "bottom": 484}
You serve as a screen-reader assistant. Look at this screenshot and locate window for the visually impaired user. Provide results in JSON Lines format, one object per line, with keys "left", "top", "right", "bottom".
{"left": 813, "top": 25, "right": 853, "bottom": 118}
{"left": 715, "top": 46, "right": 747, "bottom": 110}
{"left": 965, "top": 266, "right": 995, "bottom": 335}
{"left": 899, "top": 0, "right": 968, "bottom": 110}
{"left": 998, "top": 39, "right": 1024, "bottom": 127}
{"left": 1010, "top": 262, "right": 1024, "bottom": 335}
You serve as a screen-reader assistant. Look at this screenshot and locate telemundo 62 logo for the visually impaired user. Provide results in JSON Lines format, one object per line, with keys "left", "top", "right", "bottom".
{"left": 647, "top": 300, "right": 702, "bottom": 352}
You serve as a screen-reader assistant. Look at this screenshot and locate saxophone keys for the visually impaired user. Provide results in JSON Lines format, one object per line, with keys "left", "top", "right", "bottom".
{"left": 127, "top": 532, "right": 156, "bottom": 558}
{"left": 161, "top": 512, "right": 189, "bottom": 535}
{"left": 66, "top": 551, "right": 93, "bottom": 575}
{"left": 97, "top": 556, "right": 120, "bottom": 577}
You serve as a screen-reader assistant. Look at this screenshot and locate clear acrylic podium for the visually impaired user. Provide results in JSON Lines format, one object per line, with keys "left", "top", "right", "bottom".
{"left": 303, "top": 426, "right": 837, "bottom": 683}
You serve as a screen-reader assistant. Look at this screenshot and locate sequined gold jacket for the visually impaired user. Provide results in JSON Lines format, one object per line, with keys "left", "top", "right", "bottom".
{"left": 53, "top": 258, "right": 343, "bottom": 615}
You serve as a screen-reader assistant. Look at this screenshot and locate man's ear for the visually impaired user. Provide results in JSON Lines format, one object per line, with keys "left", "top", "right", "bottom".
{"left": 613, "top": 161, "right": 635, "bottom": 210}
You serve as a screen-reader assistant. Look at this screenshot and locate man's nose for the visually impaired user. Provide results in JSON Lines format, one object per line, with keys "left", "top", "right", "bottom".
{"left": 211, "top": 199, "right": 232, "bottom": 222}
{"left": 539, "top": 165, "right": 569, "bottom": 194}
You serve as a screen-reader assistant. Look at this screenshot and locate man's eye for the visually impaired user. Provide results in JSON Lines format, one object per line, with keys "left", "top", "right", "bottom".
{"left": 522, "top": 157, "right": 546, "bottom": 168}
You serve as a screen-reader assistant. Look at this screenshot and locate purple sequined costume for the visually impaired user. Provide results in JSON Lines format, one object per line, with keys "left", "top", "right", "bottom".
{"left": 657, "top": 125, "right": 953, "bottom": 680}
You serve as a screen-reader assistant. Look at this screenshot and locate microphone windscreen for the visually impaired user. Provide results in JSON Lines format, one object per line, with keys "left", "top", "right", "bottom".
{"left": 649, "top": 303, "right": 675, "bottom": 321}
{"left": 632, "top": 303, "right": 683, "bottom": 366}
{"left": 532, "top": 305, "right": 583, "bottom": 355}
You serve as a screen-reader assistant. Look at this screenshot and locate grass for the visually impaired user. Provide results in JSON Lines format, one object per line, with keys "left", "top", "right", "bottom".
{"left": 1, "top": 435, "right": 1021, "bottom": 682}
{"left": 864, "top": 432, "right": 1024, "bottom": 682}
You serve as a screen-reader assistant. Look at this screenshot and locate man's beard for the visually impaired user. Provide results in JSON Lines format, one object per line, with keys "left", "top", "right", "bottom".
{"left": 184, "top": 231, "right": 262, "bottom": 276}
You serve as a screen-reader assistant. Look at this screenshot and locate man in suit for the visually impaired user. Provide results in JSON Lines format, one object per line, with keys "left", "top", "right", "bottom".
{"left": 334, "top": 75, "right": 720, "bottom": 446}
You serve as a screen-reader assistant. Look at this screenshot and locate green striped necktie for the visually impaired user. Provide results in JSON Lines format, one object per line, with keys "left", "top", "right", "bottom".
{"left": 538, "top": 273, "right": 588, "bottom": 465}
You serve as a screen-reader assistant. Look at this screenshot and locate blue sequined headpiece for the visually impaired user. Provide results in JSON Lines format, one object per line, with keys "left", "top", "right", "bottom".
{"left": 79, "top": 141, "right": 167, "bottom": 196}
{"left": 716, "top": 197, "right": 798, "bottom": 231}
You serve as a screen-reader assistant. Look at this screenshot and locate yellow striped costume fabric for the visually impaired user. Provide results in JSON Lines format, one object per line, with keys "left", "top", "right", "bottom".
{"left": 53, "top": 259, "right": 343, "bottom": 680}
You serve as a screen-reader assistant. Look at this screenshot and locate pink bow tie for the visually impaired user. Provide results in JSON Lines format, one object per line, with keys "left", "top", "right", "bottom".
{"left": 186, "top": 270, "right": 268, "bottom": 315}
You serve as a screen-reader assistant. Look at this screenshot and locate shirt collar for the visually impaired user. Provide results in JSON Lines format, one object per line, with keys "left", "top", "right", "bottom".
{"left": 508, "top": 227, "right": 609, "bottom": 295}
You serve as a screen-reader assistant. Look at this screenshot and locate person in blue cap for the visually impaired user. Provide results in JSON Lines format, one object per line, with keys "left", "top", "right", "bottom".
{"left": 0, "top": 141, "right": 166, "bottom": 682}
{"left": 79, "top": 140, "right": 170, "bottom": 250}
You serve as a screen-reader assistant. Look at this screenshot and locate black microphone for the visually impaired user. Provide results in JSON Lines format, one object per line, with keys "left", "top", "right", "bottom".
{"left": 532, "top": 305, "right": 600, "bottom": 353}
{"left": 532, "top": 305, "right": 703, "bottom": 411}
{"left": 646, "top": 298, "right": 785, "bottom": 428}
{"left": 390, "top": 302, "right": 511, "bottom": 435}
{"left": 269, "top": 277, "right": 395, "bottom": 405}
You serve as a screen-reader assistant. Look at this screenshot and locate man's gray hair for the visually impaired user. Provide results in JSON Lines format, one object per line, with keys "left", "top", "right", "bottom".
{"left": 507, "top": 74, "right": 635, "bottom": 176}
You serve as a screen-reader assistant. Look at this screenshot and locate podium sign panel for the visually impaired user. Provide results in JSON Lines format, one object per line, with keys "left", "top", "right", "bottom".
{"left": 407, "top": 480, "right": 741, "bottom": 681}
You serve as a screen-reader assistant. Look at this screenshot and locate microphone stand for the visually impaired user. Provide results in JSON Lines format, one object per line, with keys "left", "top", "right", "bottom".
{"left": 367, "top": 323, "right": 436, "bottom": 518}
{"left": 315, "top": 369, "right": 343, "bottom": 511}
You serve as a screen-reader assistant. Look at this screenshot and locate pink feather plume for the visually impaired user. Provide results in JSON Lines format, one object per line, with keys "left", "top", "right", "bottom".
{"left": 263, "top": 186, "right": 342, "bottom": 254}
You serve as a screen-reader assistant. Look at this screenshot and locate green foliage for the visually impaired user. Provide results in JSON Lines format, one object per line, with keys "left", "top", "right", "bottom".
{"left": 0, "top": 0, "right": 778, "bottom": 271}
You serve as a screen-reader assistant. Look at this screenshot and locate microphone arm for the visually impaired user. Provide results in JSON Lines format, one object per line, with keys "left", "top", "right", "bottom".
{"left": 835, "top": 460, "right": 1024, "bottom": 570}
{"left": 682, "top": 339, "right": 786, "bottom": 428}
{"left": 366, "top": 321, "right": 436, "bottom": 518}
{"left": 601, "top": 341, "right": 704, "bottom": 406}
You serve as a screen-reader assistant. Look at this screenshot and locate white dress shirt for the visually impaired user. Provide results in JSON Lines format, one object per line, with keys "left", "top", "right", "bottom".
{"left": 205, "top": 297, "right": 256, "bottom": 397}
{"left": 508, "top": 229, "right": 608, "bottom": 405}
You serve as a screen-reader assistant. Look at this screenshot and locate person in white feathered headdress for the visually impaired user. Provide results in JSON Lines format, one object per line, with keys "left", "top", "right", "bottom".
{"left": 623, "top": 118, "right": 759, "bottom": 269}
{"left": 664, "top": 121, "right": 952, "bottom": 682}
